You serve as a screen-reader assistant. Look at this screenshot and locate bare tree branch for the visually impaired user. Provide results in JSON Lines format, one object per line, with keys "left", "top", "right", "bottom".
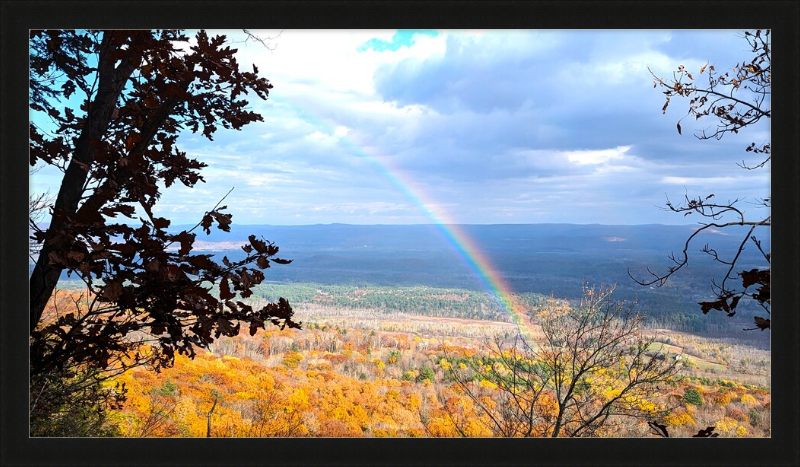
{"left": 447, "top": 285, "right": 677, "bottom": 437}
{"left": 637, "top": 30, "right": 771, "bottom": 330}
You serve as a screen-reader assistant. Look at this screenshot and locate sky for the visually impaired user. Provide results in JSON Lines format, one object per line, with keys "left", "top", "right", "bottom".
{"left": 31, "top": 29, "right": 771, "bottom": 226}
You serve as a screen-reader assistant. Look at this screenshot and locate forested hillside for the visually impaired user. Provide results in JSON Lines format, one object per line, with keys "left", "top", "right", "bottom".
{"left": 33, "top": 286, "right": 771, "bottom": 438}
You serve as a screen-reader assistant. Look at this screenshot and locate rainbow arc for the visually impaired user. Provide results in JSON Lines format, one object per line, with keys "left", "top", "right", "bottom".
{"left": 273, "top": 98, "right": 534, "bottom": 335}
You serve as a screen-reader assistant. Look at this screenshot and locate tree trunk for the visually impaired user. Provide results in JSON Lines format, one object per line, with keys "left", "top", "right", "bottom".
{"left": 551, "top": 403, "right": 566, "bottom": 438}
{"left": 29, "top": 32, "right": 140, "bottom": 333}
{"left": 206, "top": 398, "right": 218, "bottom": 437}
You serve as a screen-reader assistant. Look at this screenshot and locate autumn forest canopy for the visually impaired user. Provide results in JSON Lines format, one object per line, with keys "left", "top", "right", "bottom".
{"left": 27, "top": 29, "right": 770, "bottom": 441}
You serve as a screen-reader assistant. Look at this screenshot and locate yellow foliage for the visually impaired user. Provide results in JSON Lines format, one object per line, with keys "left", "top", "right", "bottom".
{"left": 714, "top": 392, "right": 732, "bottom": 405}
{"left": 535, "top": 392, "right": 559, "bottom": 419}
{"left": 740, "top": 394, "right": 758, "bottom": 406}
{"left": 287, "top": 388, "right": 309, "bottom": 411}
{"left": 714, "top": 417, "right": 738, "bottom": 435}
{"left": 664, "top": 411, "right": 696, "bottom": 427}
{"left": 735, "top": 425, "right": 748, "bottom": 437}
{"left": 256, "top": 372, "right": 275, "bottom": 390}
{"left": 462, "top": 418, "right": 493, "bottom": 437}
{"left": 602, "top": 387, "right": 622, "bottom": 402}
{"left": 492, "top": 362, "right": 508, "bottom": 376}
{"left": 234, "top": 391, "right": 254, "bottom": 400}
{"left": 384, "top": 378, "right": 402, "bottom": 388}
{"left": 630, "top": 396, "right": 658, "bottom": 415}
{"left": 425, "top": 416, "right": 458, "bottom": 437}
{"left": 282, "top": 351, "right": 304, "bottom": 369}
{"left": 407, "top": 393, "right": 422, "bottom": 410}
{"left": 479, "top": 379, "right": 498, "bottom": 390}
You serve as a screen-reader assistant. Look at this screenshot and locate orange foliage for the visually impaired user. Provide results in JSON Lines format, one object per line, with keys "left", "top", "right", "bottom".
{"left": 105, "top": 318, "right": 769, "bottom": 438}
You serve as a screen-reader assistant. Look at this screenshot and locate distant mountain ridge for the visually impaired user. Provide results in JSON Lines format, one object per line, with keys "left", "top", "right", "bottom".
{"left": 170, "top": 222, "right": 762, "bottom": 253}
{"left": 168, "top": 223, "right": 767, "bottom": 335}
{"left": 38, "top": 223, "right": 769, "bottom": 336}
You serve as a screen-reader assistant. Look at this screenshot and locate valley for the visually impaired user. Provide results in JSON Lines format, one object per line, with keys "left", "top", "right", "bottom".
{"left": 105, "top": 282, "right": 770, "bottom": 438}
{"left": 44, "top": 223, "right": 771, "bottom": 437}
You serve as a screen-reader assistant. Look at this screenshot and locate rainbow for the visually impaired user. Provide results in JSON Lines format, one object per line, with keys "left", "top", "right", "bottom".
{"left": 272, "top": 98, "right": 532, "bottom": 333}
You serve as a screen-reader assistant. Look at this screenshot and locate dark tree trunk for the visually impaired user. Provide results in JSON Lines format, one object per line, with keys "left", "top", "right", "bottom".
{"left": 29, "top": 32, "right": 140, "bottom": 333}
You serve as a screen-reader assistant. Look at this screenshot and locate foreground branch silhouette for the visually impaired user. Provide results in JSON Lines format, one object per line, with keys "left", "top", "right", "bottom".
{"left": 29, "top": 30, "right": 299, "bottom": 435}
{"left": 630, "top": 30, "right": 770, "bottom": 331}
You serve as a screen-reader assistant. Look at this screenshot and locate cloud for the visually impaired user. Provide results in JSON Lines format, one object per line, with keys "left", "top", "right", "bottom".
{"left": 371, "top": 31, "right": 678, "bottom": 117}
{"left": 373, "top": 31, "right": 551, "bottom": 114}
{"left": 565, "top": 146, "right": 631, "bottom": 165}
{"left": 661, "top": 176, "right": 737, "bottom": 186}
{"left": 31, "top": 29, "right": 768, "bottom": 227}
{"left": 219, "top": 30, "right": 770, "bottom": 224}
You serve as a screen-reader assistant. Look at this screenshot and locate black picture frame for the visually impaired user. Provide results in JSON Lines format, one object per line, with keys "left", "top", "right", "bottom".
{"left": 3, "top": 1, "right": 798, "bottom": 466}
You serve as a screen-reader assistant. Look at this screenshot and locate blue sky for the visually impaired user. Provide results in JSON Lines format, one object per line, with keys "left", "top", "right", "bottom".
{"left": 31, "top": 29, "right": 770, "bottom": 226}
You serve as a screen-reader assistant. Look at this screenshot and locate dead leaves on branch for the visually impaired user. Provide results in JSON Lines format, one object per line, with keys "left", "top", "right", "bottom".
{"left": 698, "top": 267, "right": 770, "bottom": 330}
{"left": 648, "top": 421, "right": 720, "bottom": 438}
{"left": 641, "top": 31, "right": 771, "bottom": 332}
{"left": 751, "top": 316, "right": 770, "bottom": 331}
{"left": 61, "top": 212, "right": 300, "bottom": 372}
{"left": 29, "top": 29, "right": 296, "bottom": 378}
{"left": 692, "top": 426, "right": 721, "bottom": 438}
{"left": 650, "top": 29, "right": 770, "bottom": 142}
{"left": 200, "top": 208, "right": 232, "bottom": 234}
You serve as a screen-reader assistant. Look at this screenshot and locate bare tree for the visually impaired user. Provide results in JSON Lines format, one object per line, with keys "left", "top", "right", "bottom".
{"left": 631, "top": 30, "right": 771, "bottom": 331}
{"left": 448, "top": 285, "right": 678, "bottom": 437}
